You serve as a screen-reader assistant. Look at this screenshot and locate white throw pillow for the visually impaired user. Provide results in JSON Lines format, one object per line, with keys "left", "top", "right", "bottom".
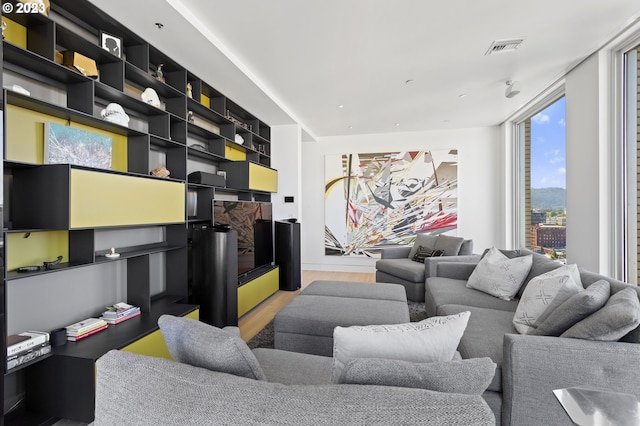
{"left": 466, "top": 247, "right": 533, "bottom": 300}
{"left": 331, "top": 311, "right": 470, "bottom": 383}
{"left": 512, "top": 264, "right": 584, "bottom": 334}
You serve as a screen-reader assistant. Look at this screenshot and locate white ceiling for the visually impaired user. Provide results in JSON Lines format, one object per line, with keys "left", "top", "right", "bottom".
{"left": 89, "top": 0, "right": 640, "bottom": 141}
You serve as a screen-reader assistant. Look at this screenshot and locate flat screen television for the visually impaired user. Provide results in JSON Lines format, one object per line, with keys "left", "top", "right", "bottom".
{"left": 213, "top": 200, "right": 273, "bottom": 277}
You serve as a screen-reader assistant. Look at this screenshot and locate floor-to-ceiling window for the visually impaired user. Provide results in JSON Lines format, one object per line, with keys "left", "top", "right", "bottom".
{"left": 516, "top": 96, "right": 567, "bottom": 261}
{"left": 623, "top": 44, "right": 640, "bottom": 283}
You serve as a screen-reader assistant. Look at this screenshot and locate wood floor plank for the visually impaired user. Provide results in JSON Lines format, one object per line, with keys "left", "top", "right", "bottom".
{"left": 238, "top": 270, "right": 375, "bottom": 341}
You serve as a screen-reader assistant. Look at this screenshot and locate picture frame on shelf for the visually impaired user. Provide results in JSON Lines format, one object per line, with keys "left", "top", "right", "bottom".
{"left": 100, "top": 31, "right": 122, "bottom": 58}
{"left": 44, "top": 122, "right": 113, "bottom": 170}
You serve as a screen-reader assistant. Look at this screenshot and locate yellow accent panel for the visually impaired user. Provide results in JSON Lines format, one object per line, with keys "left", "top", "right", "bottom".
{"left": 69, "top": 169, "right": 185, "bottom": 228}
{"left": 248, "top": 163, "right": 278, "bottom": 193}
{"left": 200, "top": 94, "right": 210, "bottom": 108}
{"left": 121, "top": 329, "right": 172, "bottom": 359}
{"left": 3, "top": 18, "right": 27, "bottom": 48}
{"left": 5, "top": 105, "right": 127, "bottom": 169}
{"left": 225, "top": 142, "right": 247, "bottom": 161}
{"left": 238, "top": 268, "right": 279, "bottom": 317}
{"left": 120, "top": 309, "right": 199, "bottom": 360}
{"left": 6, "top": 231, "right": 69, "bottom": 271}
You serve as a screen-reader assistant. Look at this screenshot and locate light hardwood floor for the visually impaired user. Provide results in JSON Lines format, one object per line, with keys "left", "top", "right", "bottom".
{"left": 238, "top": 270, "right": 375, "bottom": 341}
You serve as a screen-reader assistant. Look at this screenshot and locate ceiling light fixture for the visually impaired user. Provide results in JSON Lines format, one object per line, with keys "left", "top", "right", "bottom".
{"left": 155, "top": 22, "right": 164, "bottom": 29}
{"left": 405, "top": 79, "right": 414, "bottom": 85}
{"left": 505, "top": 80, "right": 520, "bottom": 98}
{"left": 337, "top": 105, "right": 344, "bottom": 109}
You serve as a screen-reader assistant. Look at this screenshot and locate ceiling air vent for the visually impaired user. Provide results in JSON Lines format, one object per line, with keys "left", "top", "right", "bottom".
{"left": 485, "top": 39, "right": 525, "bottom": 56}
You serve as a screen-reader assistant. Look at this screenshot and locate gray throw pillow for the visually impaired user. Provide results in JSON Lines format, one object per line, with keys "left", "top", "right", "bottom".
{"left": 408, "top": 234, "right": 438, "bottom": 259}
{"left": 338, "top": 357, "right": 496, "bottom": 395}
{"left": 158, "top": 314, "right": 266, "bottom": 380}
{"left": 433, "top": 235, "right": 465, "bottom": 256}
{"left": 560, "top": 287, "right": 640, "bottom": 341}
{"left": 531, "top": 280, "right": 610, "bottom": 336}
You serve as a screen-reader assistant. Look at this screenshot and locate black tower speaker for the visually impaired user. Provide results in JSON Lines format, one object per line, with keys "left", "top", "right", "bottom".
{"left": 190, "top": 225, "right": 238, "bottom": 326}
{"left": 275, "top": 220, "right": 301, "bottom": 291}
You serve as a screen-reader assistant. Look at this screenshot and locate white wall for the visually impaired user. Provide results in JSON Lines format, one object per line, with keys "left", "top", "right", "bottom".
{"left": 271, "top": 124, "right": 302, "bottom": 221}
{"left": 300, "top": 127, "right": 504, "bottom": 272}
{"left": 564, "top": 51, "right": 615, "bottom": 274}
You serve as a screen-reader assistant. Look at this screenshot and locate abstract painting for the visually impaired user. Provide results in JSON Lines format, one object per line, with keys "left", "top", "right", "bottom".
{"left": 44, "top": 122, "right": 112, "bottom": 170}
{"left": 325, "top": 150, "right": 458, "bottom": 256}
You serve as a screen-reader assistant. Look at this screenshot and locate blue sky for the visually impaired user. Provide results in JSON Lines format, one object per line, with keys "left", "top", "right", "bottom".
{"left": 530, "top": 97, "right": 566, "bottom": 189}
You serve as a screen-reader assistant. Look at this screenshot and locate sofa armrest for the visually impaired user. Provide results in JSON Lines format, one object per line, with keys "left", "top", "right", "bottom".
{"left": 502, "top": 333, "right": 640, "bottom": 426}
{"left": 424, "top": 254, "right": 481, "bottom": 278}
{"left": 380, "top": 246, "right": 412, "bottom": 259}
{"left": 435, "top": 262, "right": 479, "bottom": 280}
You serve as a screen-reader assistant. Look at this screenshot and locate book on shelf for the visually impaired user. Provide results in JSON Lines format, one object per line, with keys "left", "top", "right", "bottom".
{"left": 101, "top": 302, "right": 140, "bottom": 319}
{"left": 7, "top": 331, "right": 50, "bottom": 357}
{"left": 7, "top": 344, "right": 51, "bottom": 370}
{"left": 66, "top": 317, "right": 108, "bottom": 337}
{"left": 8, "top": 341, "right": 49, "bottom": 361}
{"left": 67, "top": 323, "right": 108, "bottom": 342}
{"left": 100, "top": 309, "right": 141, "bottom": 324}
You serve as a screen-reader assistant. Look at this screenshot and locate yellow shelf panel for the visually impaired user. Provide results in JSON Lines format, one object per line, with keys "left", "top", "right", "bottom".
{"left": 238, "top": 267, "right": 279, "bottom": 317}
{"left": 225, "top": 142, "right": 247, "bottom": 161}
{"left": 200, "top": 94, "right": 210, "bottom": 108}
{"left": 249, "top": 162, "right": 278, "bottom": 193}
{"left": 3, "top": 18, "right": 27, "bottom": 48}
{"left": 6, "top": 231, "right": 68, "bottom": 272}
{"left": 69, "top": 169, "right": 185, "bottom": 228}
{"left": 6, "top": 105, "right": 128, "bottom": 170}
{"left": 121, "top": 309, "right": 200, "bottom": 360}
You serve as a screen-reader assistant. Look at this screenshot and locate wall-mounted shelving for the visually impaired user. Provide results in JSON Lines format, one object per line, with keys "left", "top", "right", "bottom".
{"left": 1, "top": 0, "right": 276, "bottom": 422}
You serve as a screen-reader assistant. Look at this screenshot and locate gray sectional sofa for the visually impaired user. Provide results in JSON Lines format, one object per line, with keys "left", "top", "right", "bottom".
{"left": 425, "top": 248, "right": 640, "bottom": 425}
{"left": 92, "top": 317, "right": 496, "bottom": 425}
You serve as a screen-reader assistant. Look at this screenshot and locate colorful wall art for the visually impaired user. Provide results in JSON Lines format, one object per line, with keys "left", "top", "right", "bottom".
{"left": 44, "top": 122, "right": 113, "bottom": 170}
{"left": 324, "top": 150, "right": 458, "bottom": 256}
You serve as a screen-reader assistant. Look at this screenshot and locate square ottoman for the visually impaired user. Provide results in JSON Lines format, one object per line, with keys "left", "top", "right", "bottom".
{"left": 274, "top": 280, "right": 410, "bottom": 356}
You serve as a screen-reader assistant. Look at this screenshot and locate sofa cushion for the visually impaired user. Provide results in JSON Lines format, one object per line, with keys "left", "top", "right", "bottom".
{"left": 425, "top": 278, "right": 519, "bottom": 317}
{"left": 530, "top": 279, "right": 610, "bottom": 337}
{"left": 433, "top": 235, "right": 465, "bottom": 256}
{"left": 339, "top": 357, "right": 496, "bottom": 395}
{"left": 466, "top": 247, "right": 532, "bottom": 300}
{"left": 300, "top": 280, "right": 407, "bottom": 302}
{"left": 437, "top": 304, "right": 517, "bottom": 392}
{"left": 408, "top": 234, "right": 438, "bottom": 259}
{"left": 512, "top": 265, "right": 583, "bottom": 334}
{"left": 252, "top": 348, "right": 333, "bottom": 385}
{"left": 158, "top": 315, "right": 266, "bottom": 380}
{"left": 561, "top": 287, "right": 640, "bottom": 341}
{"left": 376, "top": 258, "right": 426, "bottom": 283}
{"left": 518, "top": 251, "right": 563, "bottom": 298}
{"left": 331, "top": 312, "right": 470, "bottom": 383}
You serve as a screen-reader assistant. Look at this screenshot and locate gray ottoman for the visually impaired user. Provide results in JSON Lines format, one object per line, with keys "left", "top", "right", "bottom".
{"left": 274, "top": 280, "right": 410, "bottom": 356}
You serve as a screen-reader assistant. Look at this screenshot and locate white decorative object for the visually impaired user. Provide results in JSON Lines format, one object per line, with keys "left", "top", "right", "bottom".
{"left": 141, "top": 87, "right": 161, "bottom": 108}
{"left": 100, "top": 103, "right": 130, "bottom": 127}
{"left": 331, "top": 311, "right": 470, "bottom": 383}
{"left": 234, "top": 134, "right": 244, "bottom": 144}
{"left": 105, "top": 247, "right": 120, "bottom": 259}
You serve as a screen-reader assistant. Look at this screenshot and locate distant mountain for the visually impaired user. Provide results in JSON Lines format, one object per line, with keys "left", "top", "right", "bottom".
{"left": 531, "top": 187, "right": 566, "bottom": 210}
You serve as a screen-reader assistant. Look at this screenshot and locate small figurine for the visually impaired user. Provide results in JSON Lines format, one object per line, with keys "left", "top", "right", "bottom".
{"left": 100, "top": 103, "right": 130, "bottom": 127}
{"left": 186, "top": 82, "right": 193, "bottom": 98}
{"left": 150, "top": 166, "right": 170, "bottom": 178}
{"left": 155, "top": 63, "right": 165, "bottom": 82}
{"left": 187, "top": 110, "right": 195, "bottom": 123}
{"left": 2, "top": 21, "right": 6, "bottom": 40}
{"left": 105, "top": 248, "right": 120, "bottom": 259}
{"left": 141, "top": 88, "right": 161, "bottom": 108}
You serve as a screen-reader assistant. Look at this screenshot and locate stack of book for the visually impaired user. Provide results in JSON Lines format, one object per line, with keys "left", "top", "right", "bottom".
{"left": 66, "top": 318, "right": 108, "bottom": 342}
{"left": 7, "top": 331, "right": 51, "bottom": 370}
{"left": 100, "top": 302, "right": 141, "bottom": 324}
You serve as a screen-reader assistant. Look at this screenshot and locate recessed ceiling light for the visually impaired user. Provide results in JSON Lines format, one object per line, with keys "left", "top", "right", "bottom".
{"left": 337, "top": 105, "right": 344, "bottom": 109}
{"left": 155, "top": 22, "right": 164, "bottom": 29}
{"left": 458, "top": 94, "right": 467, "bottom": 99}
{"left": 405, "top": 79, "right": 414, "bottom": 85}
{"left": 395, "top": 123, "right": 400, "bottom": 127}
{"left": 348, "top": 126, "right": 353, "bottom": 129}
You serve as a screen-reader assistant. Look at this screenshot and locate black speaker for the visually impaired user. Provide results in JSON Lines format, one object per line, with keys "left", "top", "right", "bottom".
{"left": 275, "top": 220, "right": 301, "bottom": 291}
{"left": 188, "top": 171, "right": 226, "bottom": 187}
{"left": 190, "top": 226, "right": 238, "bottom": 326}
